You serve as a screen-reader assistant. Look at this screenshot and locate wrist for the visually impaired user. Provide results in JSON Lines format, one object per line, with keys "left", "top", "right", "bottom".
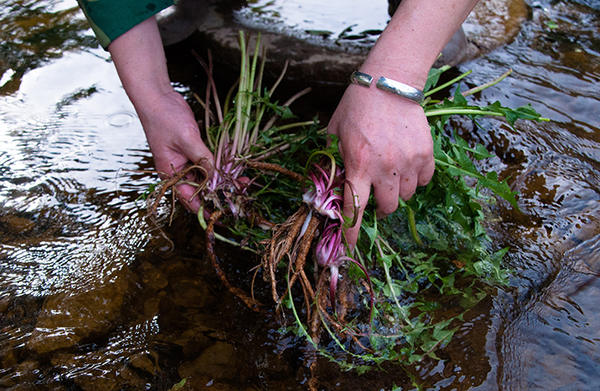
{"left": 359, "top": 0, "right": 475, "bottom": 90}
{"left": 350, "top": 71, "right": 424, "bottom": 105}
{"left": 127, "top": 81, "right": 176, "bottom": 112}
{"left": 358, "top": 62, "right": 428, "bottom": 92}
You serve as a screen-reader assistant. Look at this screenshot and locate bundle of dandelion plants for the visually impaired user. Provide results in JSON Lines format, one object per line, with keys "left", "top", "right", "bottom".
{"left": 144, "top": 32, "right": 548, "bottom": 370}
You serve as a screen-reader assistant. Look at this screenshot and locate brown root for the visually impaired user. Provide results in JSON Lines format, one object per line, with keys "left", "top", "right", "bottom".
{"left": 246, "top": 161, "right": 304, "bottom": 182}
{"left": 247, "top": 212, "right": 277, "bottom": 230}
{"left": 314, "top": 269, "right": 372, "bottom": 353}
{"left": 261, "top": 203, "right": 310, "bottom": 303}
{"left": 145, "top": 163, "right": 207, "bottom": 219}
{"left": 287, "top": 211, "right": 320, "bottom": 316}
{"left": 206, "top": 209, "right": 264, "bottom": 313}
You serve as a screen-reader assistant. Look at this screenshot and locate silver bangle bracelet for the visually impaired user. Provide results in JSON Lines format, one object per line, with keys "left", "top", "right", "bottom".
{"left": 350, "top": 71, "right": 424, "bottom": 105}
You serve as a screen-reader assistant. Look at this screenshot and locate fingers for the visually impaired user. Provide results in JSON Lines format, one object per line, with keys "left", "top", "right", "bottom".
{"left": 344, "top": 171, "right": 419, "bottom": 249}
{"left": 176, "top": 183, "right": 201, "bottom": 213}
{"left": 185, "top": 136, "right": 214, "bottom": 173}
{"left": 184, "top": 131, "right": 213, "bottom": 168}
{"left": 372, "top": 174, "right": 401, "bottom": 216}
{"left": 418, "top": 154, "right": 435, "bottom": 186}
{"left": 342, "top": 151, "right": 434, "bottom": 249}
{"left": 373, "top": 172, "right": 417, "bottom": 219}
{"left": 398, "top": 174, "right": 418, "bottom": 202}
{"left": 177, "top": 139, "right": 214, "bottom": 213}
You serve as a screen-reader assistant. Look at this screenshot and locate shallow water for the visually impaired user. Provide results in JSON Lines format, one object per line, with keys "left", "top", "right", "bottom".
{"left": 1, "top": 0, "right": 600, "bottom": 390}
{"left": 237, "top": 0, "right": 390, "bottom": 48}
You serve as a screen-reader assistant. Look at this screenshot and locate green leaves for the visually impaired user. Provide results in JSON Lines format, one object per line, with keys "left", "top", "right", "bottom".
{"left": 487, "top": 101, "right": 547, "bottom": 125}
{"left": 425, "top": 85, "right": 548, "bottom": 125}
{"left": 432, "top": 127, "right": 519, "bottom": 209}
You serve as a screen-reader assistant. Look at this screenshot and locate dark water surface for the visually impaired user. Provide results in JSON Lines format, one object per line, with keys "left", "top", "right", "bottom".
{"left": 1, "top": 0, "right": 599, "bottom": 390}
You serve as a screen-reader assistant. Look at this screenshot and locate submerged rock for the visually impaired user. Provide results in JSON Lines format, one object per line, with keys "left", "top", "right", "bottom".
{"left": 0, "top": 360, "right": 40, "bottom": 388}
{"left": 26, "top": 268, "right": 133, "bottom": 355}
{"left": 0, "top": 215, "right": 35, "bottom": 235}
{"left": 178, "top": 341, "right": 239, "bottom": 381}
{"left": 48, "top": 316, "right": 168, "bottom": 391}
{"left": 490, "top": 235, "right": 600, "bottom": 390}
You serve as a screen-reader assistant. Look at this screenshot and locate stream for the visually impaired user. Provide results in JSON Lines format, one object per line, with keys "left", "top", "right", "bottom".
{"left": 1, "top": 0, "right": 599, "bottom": 390}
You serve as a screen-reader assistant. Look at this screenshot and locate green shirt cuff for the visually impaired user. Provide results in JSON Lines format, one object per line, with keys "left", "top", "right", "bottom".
{"left": 77, "top": 0, "right": 175, "bottom": 49}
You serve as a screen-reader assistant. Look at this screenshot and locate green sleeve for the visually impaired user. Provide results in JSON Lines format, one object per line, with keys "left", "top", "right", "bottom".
{"left": 77, "top": 0, "right": 175, "bottom": 49}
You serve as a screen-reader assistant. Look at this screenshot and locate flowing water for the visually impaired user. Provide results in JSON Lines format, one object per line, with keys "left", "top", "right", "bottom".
{"left": 0, "top": 0, "right": 599, "bottom": 390}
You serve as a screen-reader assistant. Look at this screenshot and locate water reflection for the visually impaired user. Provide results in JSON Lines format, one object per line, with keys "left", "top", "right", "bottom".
{"left": 0, "top": 0, "right": 98, "bottom": 95}
{"left": 457, "top": 2, "right": 600, "bottom": 389}
{"left": 0, "top": 2, "right": 170, "bottom": 385}
{"left": 0, "top": 0, "right": 155, "bottom": 307}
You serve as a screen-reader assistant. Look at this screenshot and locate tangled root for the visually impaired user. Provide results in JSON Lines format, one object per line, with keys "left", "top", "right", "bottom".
{"left": 205, "top": 209, "right": 265, "bottom": 313}
{"left": 260, "top": 203, "right": 325, "bottom": 309}
{"left": 200, "top": 161, "right": 307, "bottom": 312}
{"left": 136, "top": 163, "right": 208, "bottom": 248}
{"left": 261, "top": 204, "right": 309, "bottom": 303}
{"left": 315, "top": 270, "right": 371, "bottom": 352}
{"left": 288, "top": 211, "right": 319, "bottom": 315}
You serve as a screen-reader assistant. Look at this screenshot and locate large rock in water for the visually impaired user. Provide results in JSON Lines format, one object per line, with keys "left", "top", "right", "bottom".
{"left": 157, "top": 0, "right": 528, "bottom": 90}
{"left": 26, "top": 267, "right": 133, "bottom": 355}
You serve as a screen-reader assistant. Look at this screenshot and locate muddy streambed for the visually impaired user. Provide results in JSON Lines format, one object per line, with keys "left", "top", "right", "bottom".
{"left": 1, "top": 0, "right": 600, "bottom": 390}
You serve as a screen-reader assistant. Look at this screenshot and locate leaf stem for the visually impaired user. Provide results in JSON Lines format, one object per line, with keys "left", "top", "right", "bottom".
{"left": 425, "top": 108, "right": 506, "bottom": 117}
{"left": 399, "top": 199, "right": 423, "bottom": 246}
{"left": 424, "top": 70, "right": 472, "bottom": 98}
{"left": 460, "top": 69, "right": 512, "bottom": 98}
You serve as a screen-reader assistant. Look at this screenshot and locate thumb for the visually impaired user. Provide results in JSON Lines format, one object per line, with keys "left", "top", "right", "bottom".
{"left": 176, "top": 139, "right": 214, "bottom": 213}
{"left": 343, "top": 178, "right": 370, "bottom": 250}
{"left": 185, "top": 138, "right": 214, "bottom": 175}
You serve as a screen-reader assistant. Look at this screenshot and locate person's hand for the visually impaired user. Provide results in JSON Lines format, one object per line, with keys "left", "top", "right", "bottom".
{"left": 326, "top": 0, "right": 481, "bottom": 248}
{"left": 137, "top": 88, "right": 213, "bottom": 213}
{"left": 107, "top": 16, "right": 213, "bottom": 213}
{"left": 328, "top": 82, "right": 435, "bottom": 248}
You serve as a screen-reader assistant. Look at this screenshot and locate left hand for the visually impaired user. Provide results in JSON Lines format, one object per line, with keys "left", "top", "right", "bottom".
{"left": 107, "top": 16, "right": 214, "bottom": 212}
{"left": 138, "top": 88, "right": 214, "bottom": 213}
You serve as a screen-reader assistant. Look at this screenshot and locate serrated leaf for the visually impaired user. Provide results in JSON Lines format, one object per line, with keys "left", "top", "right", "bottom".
{"left": 424, "top": 66, "right": 448, "bottom": 93}
{"left": 453, "top": 85, "right": 468, "bottom": 106}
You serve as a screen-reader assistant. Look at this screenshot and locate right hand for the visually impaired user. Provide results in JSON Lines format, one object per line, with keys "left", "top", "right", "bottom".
{"left": 328, "top": 82, "right": 435, "bottom": 249}
{"left": 138, "top": 89, "right": 214, "bottom": 213}
{"left": 325, "top": 0, "right": 480, "bottom": 249}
